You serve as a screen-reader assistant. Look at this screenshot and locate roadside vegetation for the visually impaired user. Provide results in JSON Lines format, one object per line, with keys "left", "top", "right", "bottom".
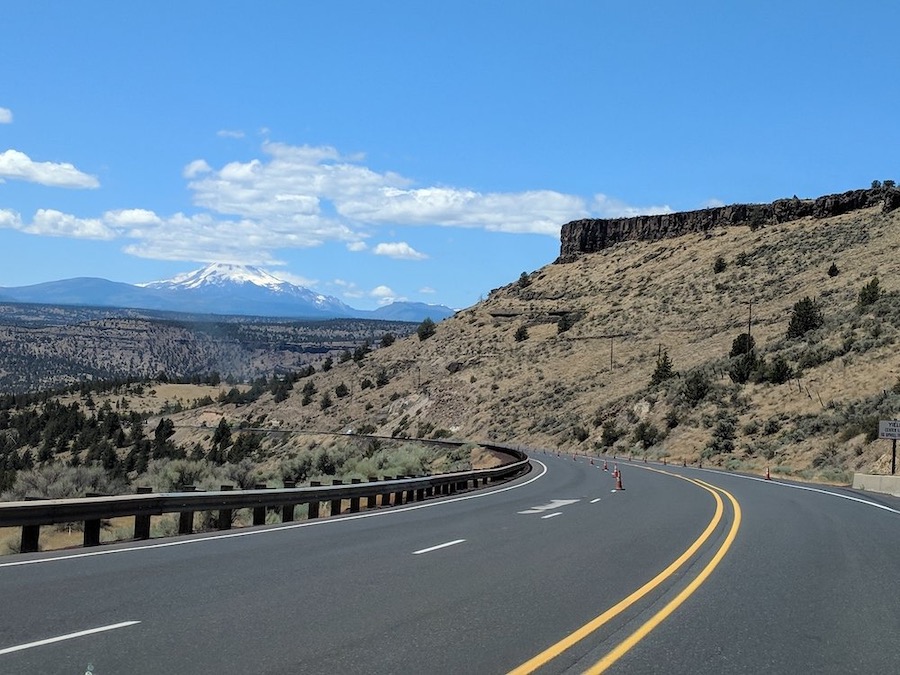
{"left": 3, "top": 194, "right": 900, "bottom": 546}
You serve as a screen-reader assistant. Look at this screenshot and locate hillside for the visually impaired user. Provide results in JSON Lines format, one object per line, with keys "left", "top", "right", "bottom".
{"left": 0, "top": 307, "right": 418, "bottom": 393}
{"left": 158, "top": 200, "right": 899, "bottom": 482}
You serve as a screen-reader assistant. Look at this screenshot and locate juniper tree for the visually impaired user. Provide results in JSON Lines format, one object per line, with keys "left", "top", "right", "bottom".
{"left": 650, "top": 350, "right": 675, "bottom": 385}
{"left": 786, "top": 297, "right": 824, "bottom": 339}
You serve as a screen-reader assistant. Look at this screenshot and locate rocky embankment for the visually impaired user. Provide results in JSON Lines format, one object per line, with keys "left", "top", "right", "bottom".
{"left": 558, "top": 186, "right": 900, "bottom": 261}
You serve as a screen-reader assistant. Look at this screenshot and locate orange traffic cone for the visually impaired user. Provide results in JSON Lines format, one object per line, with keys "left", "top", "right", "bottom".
{"left": 765, "top": 467, "right": 771, "bottom": 480}
{"left": 603, "top": 459, "right": 608, "bottom": 471}
{"left": 613, "top": 463, "right": 619, "bottom": 477}
{"left": 615, "top": 470, "right": 624, "bottom": 490}
{"left": 590, "top": 458, "right": 594, "bottom": 465}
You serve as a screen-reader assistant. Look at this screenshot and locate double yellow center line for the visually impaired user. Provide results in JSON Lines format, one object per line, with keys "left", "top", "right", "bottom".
{"left": 508, "top": 472, "right": 742, "bottom": 674}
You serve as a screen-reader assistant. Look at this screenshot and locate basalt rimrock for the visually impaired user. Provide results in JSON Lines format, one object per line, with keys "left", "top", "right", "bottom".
{"left": 557, "top": 187, "right": 900, "bottom": 262}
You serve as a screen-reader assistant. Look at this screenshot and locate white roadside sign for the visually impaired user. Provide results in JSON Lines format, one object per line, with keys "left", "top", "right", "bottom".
{"left": 879, "top": 420, "right": 900, "bottom": 440}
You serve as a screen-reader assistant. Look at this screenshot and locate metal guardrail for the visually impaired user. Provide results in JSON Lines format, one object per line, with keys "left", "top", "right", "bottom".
{"left": 0, "top": 442, "right": 529, "bottom": 554}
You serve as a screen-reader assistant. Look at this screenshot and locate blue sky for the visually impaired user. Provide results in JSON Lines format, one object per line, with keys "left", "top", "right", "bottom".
{"left": 1, "top": 2, "right": 898, "bottom": 310}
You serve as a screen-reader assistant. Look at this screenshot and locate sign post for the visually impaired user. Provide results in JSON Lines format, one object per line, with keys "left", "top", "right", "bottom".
{"left": 878, "top": 421, "right": 900, "bottom": 475}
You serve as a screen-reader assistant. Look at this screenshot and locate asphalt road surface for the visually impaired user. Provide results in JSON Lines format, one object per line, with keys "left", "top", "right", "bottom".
{"left": 1, "top": 452, "right": 898, "bottom": 674}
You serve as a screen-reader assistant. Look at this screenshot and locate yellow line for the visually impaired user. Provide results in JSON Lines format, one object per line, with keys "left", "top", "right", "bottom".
{"left": 583, "top": 479, "right": 742, "bottom": 673}
{"left": 507, "top": 474, "right": 724, "bottom": 675}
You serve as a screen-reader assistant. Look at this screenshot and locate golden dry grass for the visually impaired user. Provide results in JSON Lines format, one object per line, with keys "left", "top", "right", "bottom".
{"left": 151, "top": 206, "right": 899, "bottom": 483}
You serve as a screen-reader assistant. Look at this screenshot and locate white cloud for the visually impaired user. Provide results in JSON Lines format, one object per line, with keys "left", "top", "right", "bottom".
{"left": 104, "top": 209, "right": 162, "bottom": 226}
{"left": 0, "top": 108, "right": 12, "bottom": 124}
{"left": 0, "top": 149, "right": 99, "bottom": 188}
{"left": 274, "top": 271, "right": 318, "bottom": 288}
{"left": 217, "top": 129, "right": 245, "bottom": 139}
{"left": 370, "top": 284, "right": 406, "bottom": 305}
{"left": 373, "top": 241, "right": 428, "bottom": 260}
{"left": 183, "top": 159, "right": 212, "bottom": 178}
{"left": 592, "top": 194, "right": 672, "bottom": 218}
{"left": 1, "top": 140, "right": 672, "bottom": 270}
{"left": 419, "top": 286, "right": 436, "bottom": 294}
{"left": 332, "top": 278, "right": 365, "bottom": 299}
{"left": 27, "top": 209, "right": 113, "bottom": 239}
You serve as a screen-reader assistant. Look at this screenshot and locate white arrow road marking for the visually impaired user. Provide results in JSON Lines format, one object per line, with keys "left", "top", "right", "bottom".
{"left": 518, "top": 499, "right": 580, "bottom": 515}
{"left": 413, "top": 539, "right": 466, "bottom": 555}
{"left": 0, "top": 621, "right": 141, "bottom": 656}
{"left": 541, "top": 512, "right": 563, "bottom": 519}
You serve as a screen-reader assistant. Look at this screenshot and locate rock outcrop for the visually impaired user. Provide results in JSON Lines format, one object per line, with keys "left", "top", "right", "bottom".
{"left": 557, "top": 187, "right": 900, "bottom": 262}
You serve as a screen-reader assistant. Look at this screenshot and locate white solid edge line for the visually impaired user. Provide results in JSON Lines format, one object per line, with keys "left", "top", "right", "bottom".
{"left": 690, "top": 467, "right": 900, "bottom": 515}
{"left": 541, "top": 512, "right": 563, "bottom": 519}
{"left": 0, "top": 620, "right": 141, "bottom": 656}
{"left": 590, "top": 498, "right": 602, "bottom": 503}
{"left": 412, "top": 539, "right": 466, "bottom": 555}
{"left": 0, "top": 460, "right": 549, "bottom": 568}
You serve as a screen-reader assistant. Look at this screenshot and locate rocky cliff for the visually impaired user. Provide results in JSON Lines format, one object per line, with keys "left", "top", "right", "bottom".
{"left": 557, "top": 186, "right": 900, "bottom": 261}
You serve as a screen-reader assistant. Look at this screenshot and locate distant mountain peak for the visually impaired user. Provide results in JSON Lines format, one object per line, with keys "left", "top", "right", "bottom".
{"left": 139, "top": 263, "right": 291, "bottom": 292}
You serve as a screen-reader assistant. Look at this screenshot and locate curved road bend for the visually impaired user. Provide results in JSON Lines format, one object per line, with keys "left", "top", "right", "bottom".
{"left": 0, "top": 452, "right": 896, "bottom": 674}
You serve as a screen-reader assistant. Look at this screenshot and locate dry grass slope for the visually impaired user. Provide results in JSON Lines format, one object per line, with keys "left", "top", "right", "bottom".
{"left": 158, "top": 206, "right": 899, "bottom": 483}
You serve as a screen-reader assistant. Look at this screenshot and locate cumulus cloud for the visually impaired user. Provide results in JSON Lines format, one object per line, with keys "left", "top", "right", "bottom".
{"left": 26, "top": 209, "right": 113, "bottom": 239}
{"left": 3, "top": 140, "right": 672, "bottom": 268}
{"left": 186, "top": 142, "right": 586, "bottom": 238}
{"left": 183, "top": 159, "right": 212, "bottom": 178}
{"left": 370, "top": 284, "right": 406, "bottom": 305}
{"left": 217, "top": 129, "right": 245, "bottom": 139}
{"left": 274, "top": 271, "right": 318, "bottom": 288}
{"left": 0, "top": 108, "right": 12, "bottom": 124}
{"left": 0, "top": 149, "right": 99, "bottom": 188}
{"left": 332, "top": 278, "right": 365, "bottom": 299}
{"left": 592, "top": 194, "right": 672, "bottom": 218}
{"left": 419, "top": 286, "right": 436, "bottom": 294}
{"left": 373, "top": 241, "right": 427, "bottom": 260}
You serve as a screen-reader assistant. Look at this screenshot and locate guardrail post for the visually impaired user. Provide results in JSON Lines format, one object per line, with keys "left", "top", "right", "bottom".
{"left": 350, "top": 478, "right": 361, "bottom": 513}
{"left": 330, "top": 480, "right": 343, "bottom": 516}
{"left": 381, "top": 477, "right": 393, "bottom": 506}
{"left": 449, "top": 481, "right": 457, "bottom": 495}
{"left": 282, "top": 480, "right": 296, "bottom": 522}
{"left": 307, "top": 481, "right": 321, "bottom": 519}
{"left": 218, "top": 485, "right": 234, "bottom": 530}
{"left": 415, "top": 482, "right": 425, "bottom": 501}
{"left": 178, "top": 485, "right": 196, "bottom": 535}
{"left": 20, "top": 496, "right": 41, "bottom": 553}
{"left": 366, "top": 477, "right": 378, "bottom": 509}
{"left": 83, "top": 492, "right": 103, "bottom": 547}
{"left": 393, "top": 477, "right": 405, "bottom": 505}
{"left": 253, "top": 483, "right": 268, "bottom": 525}
{"left": 134, "top": 486, "right": 152, "bottom": 540}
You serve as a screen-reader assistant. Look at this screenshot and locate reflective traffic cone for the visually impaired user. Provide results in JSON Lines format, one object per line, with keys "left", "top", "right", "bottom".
{"left": 603, "top": 459, "right": 609, "bottom": 471}
{"left": 615, "top": 470, "right": 624, "bottom": 490}
{"left": 765, "top": 466, "right": 771, "bottom": 480}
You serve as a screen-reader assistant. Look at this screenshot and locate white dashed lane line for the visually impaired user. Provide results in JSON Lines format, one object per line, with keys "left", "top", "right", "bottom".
{"left": 412, "top": 539, "right": 466, "bottom": 555}
{"left": 0, "top": 621, "right": 141, "bottom": 656}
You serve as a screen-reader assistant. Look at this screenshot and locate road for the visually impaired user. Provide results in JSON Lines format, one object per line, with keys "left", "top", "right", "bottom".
{"left": 1, "top": 452, "right": 898, "bottom": 674}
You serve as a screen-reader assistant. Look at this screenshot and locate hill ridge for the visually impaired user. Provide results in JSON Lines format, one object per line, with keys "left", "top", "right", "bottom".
{"left": 559, "top": 185, "right": 900, "bottom": 260}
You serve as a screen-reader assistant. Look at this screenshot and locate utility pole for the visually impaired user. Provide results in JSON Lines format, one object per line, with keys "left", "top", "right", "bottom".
{"left": 747, "top": 301, "right": 753, "bottom": 353}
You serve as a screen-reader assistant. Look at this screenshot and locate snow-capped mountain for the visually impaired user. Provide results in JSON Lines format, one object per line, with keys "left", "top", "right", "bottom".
{"left": 136, "top": 263, "right": 356, "bottom": 316}
{"left": 138, "top": 263, "right": 354, "bottom": 316}
{"left": 0, "top": 263, "right": 456, "bottom": 321}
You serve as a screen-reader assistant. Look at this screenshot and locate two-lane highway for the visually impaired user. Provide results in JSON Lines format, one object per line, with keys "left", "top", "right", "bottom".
{"left": 1, "top": 452, "right": 896, "bottom": 673}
